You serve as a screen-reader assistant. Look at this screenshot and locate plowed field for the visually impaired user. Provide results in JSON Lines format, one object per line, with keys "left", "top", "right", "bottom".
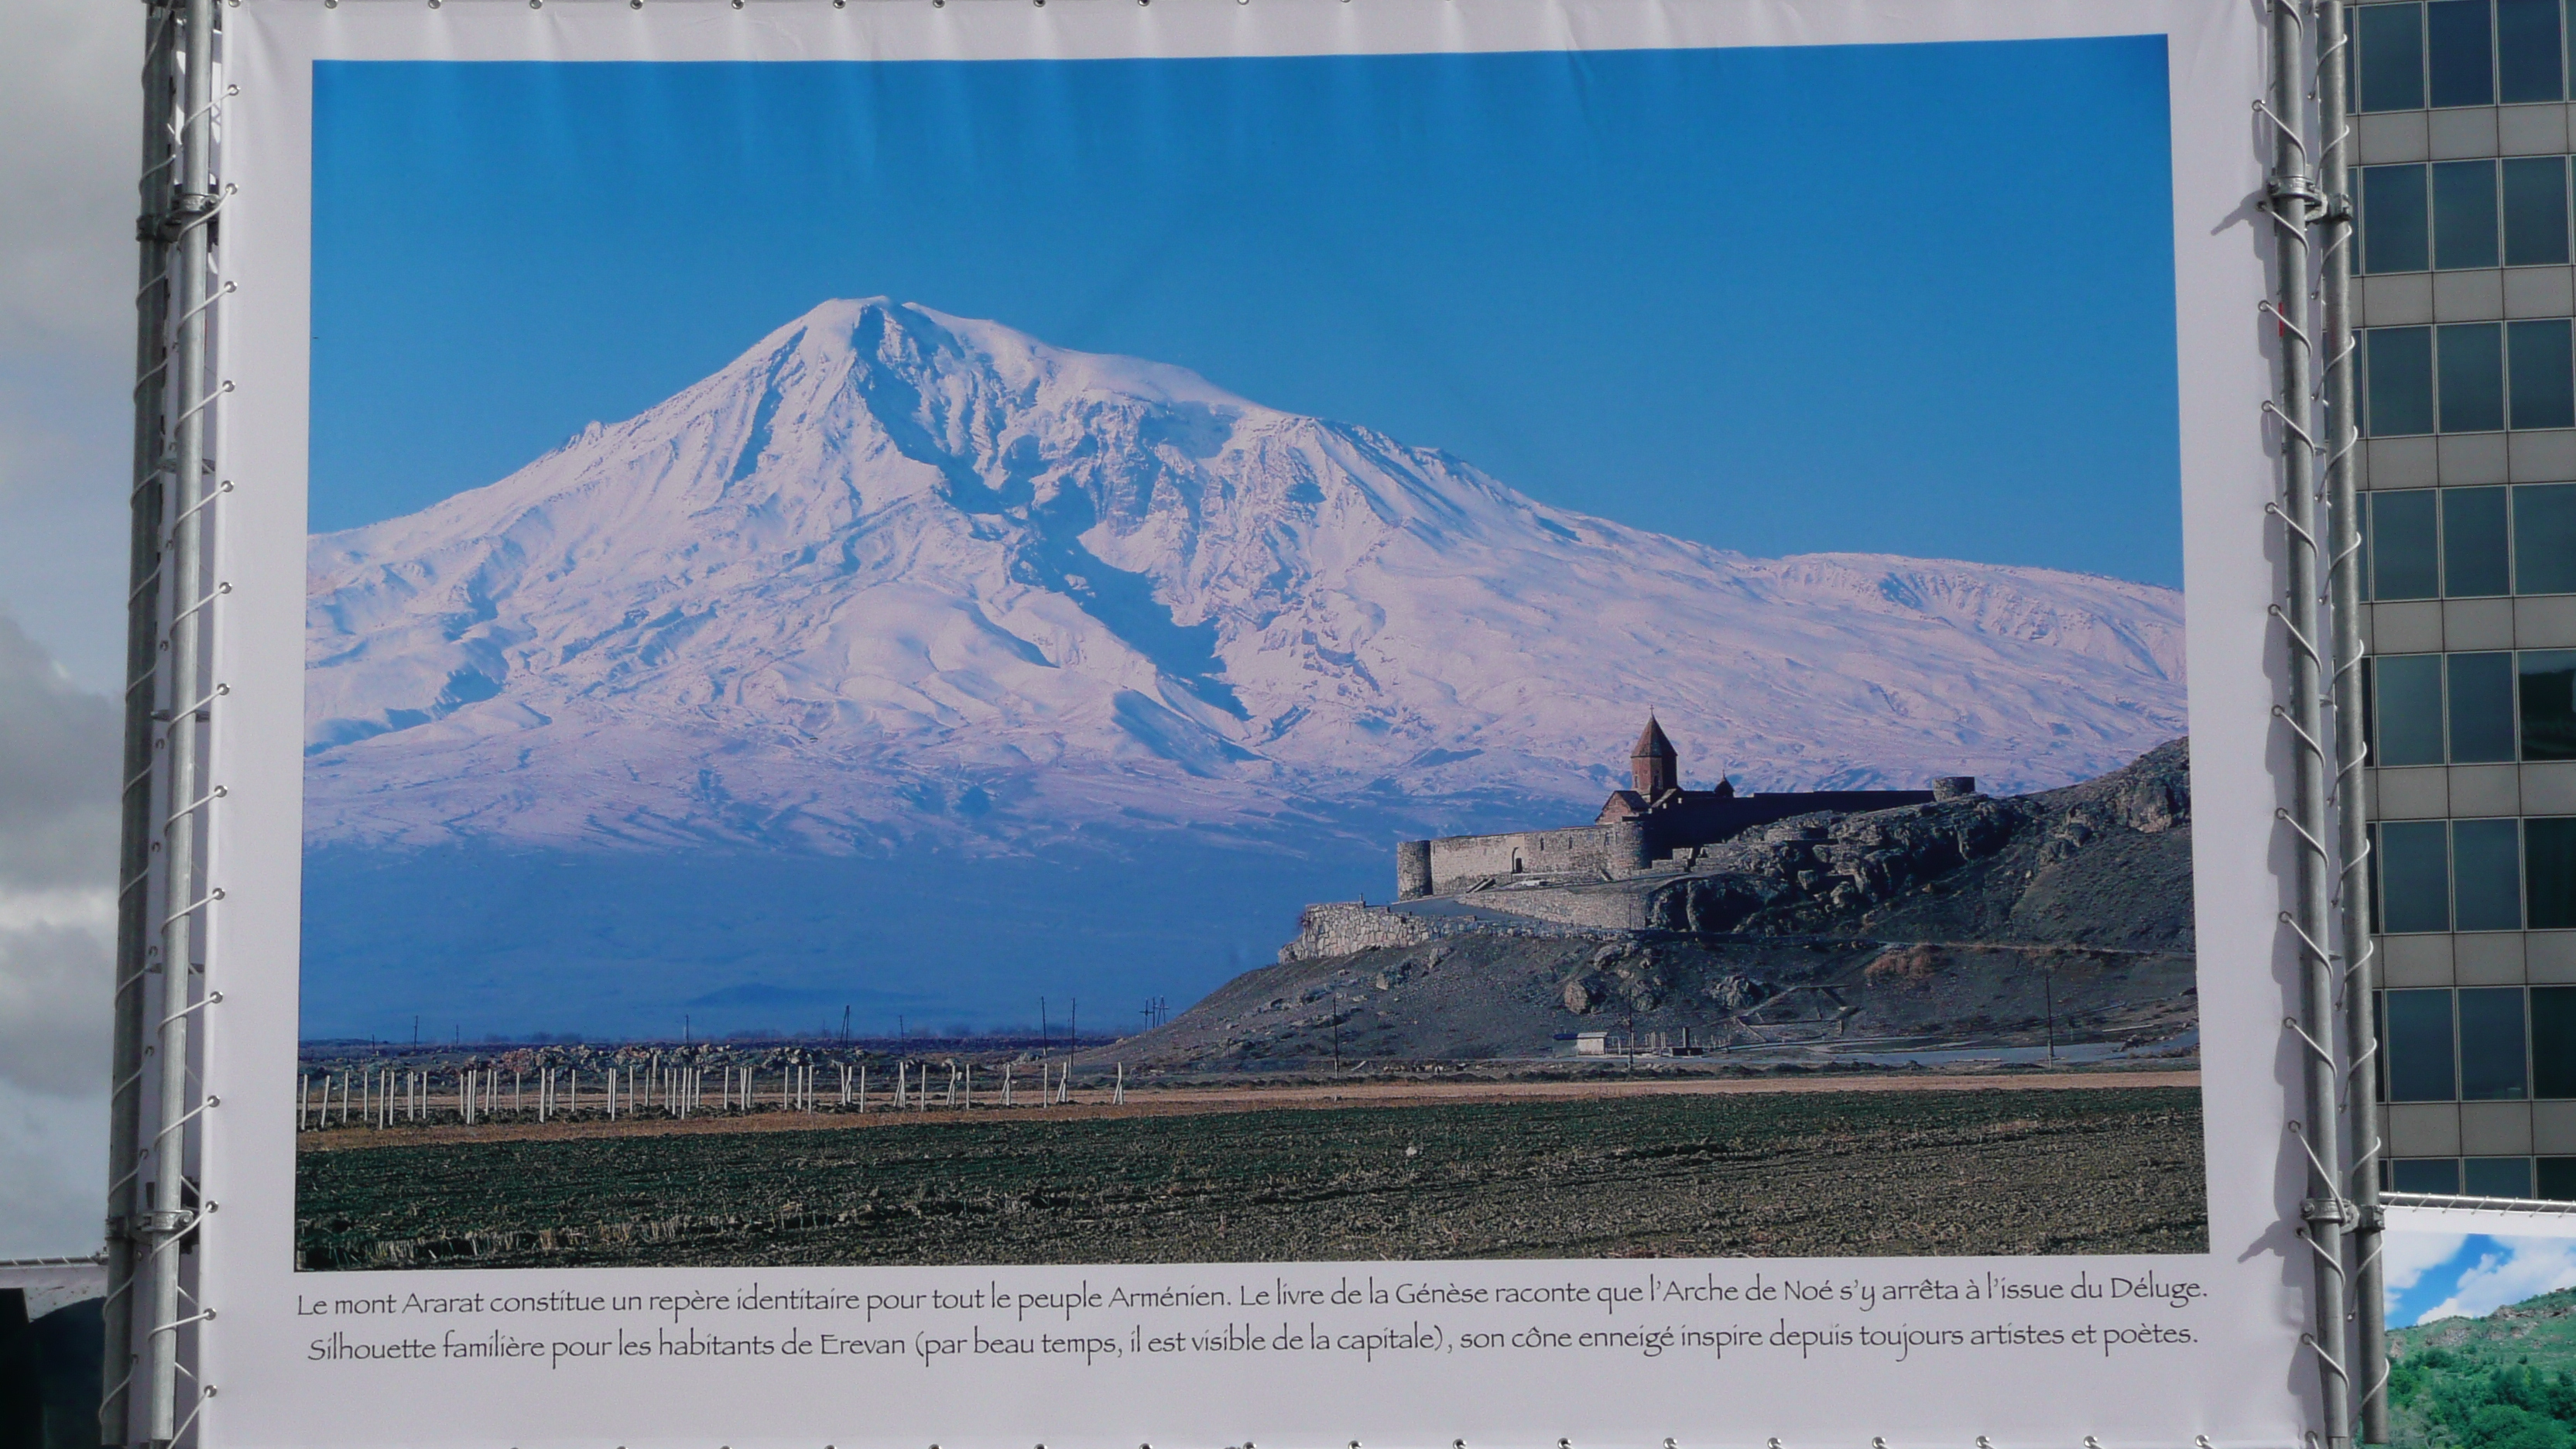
{"left": 295, "top": 1086, "right": 2205, "bottom": 1269}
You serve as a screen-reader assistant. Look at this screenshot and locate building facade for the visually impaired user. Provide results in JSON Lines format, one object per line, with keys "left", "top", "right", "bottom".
{"left": 2356, "top": 0, "right": 2576, "bottom": 1198}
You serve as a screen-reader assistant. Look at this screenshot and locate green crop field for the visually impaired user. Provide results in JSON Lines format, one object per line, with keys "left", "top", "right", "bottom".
{"left": 295, "top": 1087, "right": 2207, "bottom": 1269}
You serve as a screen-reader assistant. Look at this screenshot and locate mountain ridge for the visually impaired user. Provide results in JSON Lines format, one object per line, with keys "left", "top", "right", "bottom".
{"left": 303, "top": 297, "right": 2187, "bottom": 857}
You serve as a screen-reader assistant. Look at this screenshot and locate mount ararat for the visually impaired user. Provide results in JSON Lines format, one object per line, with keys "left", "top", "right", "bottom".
{"left": 306, "top": 298, "right": 2185, "bottom": 859}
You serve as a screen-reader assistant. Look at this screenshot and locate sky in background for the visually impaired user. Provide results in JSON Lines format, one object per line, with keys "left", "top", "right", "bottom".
{"left": 311, "top": 37, "right": 2184, "bottom": 586}
{"left": 0, "top": 0, "right": 139, "bottom": 1259}
{"left": 2388, "top": 1231, "right": 2576, "bottom": 1326}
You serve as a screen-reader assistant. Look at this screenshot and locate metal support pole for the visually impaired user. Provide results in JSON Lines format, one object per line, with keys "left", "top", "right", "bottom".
{"left": 2314, "top": 0, "right": 2387, "bottom": 1437}
{"left": 104, "top": 8, "right": 183, "bottom": 1443}
{"left": 2267, "top": 2, "right": 2356, "bottom": 1446}
{"left": 131, "top": 0, "right": 221, "bottom": 1440}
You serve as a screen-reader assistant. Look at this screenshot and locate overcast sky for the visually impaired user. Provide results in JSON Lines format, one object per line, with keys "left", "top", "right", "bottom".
{"left": 0, "top": 0, "right": 138, "bottom": 1257}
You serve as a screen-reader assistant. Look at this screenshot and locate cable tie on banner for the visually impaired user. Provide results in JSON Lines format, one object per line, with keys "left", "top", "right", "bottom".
{"left": 167, "top": 1384, "right": 213, "bottom": 1449}
{"left": 2268, "top": 609, "right": 2324, "bottom": 668}
{"left": 171, "top": 379, "right": 231, "bottom": 433}
{"left": 166, "top": 584, "right": 231, "bottom": 641}
{"left": 2260, "top": 400, "right": 2318, "bottom": 454}
{"left": 164, "top": 786, "right": 230, "bottom": 833}
{"left": 159, "top": 889, "right": 224, "bottom": 936}
{"left": 2301, "top": 1333, "right": 2352, "bottom": 1382}
{"left": 2266, "top": 706, "right": 2328, "bottom": 762}
{"left": 2364, "top": 1357, "right": 2393, "bottom": 1406}
{"left": 2257, "top": 300, "right": 2314, "bottom": 351}
{"left": 2287, "top": 1124, "right": 2344, "bottom": 1197}
{"left": 156, "top": 992, "right": 217, "bottom": 1035}
{"left": 2273, "top": 806, "right": 2331, "bottom": 865}
{"left": 2284, "top": 1009, "right": 2336, "bottom": 1064}
{"left": 174, "top": 278, "right": 234, "bottom": 334}
{"left": 125, "top": 563, "right": 168, "bottom": 610}
{"left": 165, "top": 481, "right": 234, "bottom": 547}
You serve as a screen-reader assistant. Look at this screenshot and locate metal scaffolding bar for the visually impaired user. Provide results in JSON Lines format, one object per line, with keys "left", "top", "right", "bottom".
{"left": 2312, "top": 0, "right": 2389, "bottom": 1440}
{"left": 2266, "top": 2, "right": 2357, "bottom": 1446}
{"left": 111, "top": 0, "right": 222, "bottom": 1442}
{"left": 103, "top": 7, "right": 183, "bottom": 1440}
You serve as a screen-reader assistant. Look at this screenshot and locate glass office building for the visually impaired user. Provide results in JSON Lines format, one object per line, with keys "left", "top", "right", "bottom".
{"left": 2356, "top": 0, "right": 2576, "bottom": 1199}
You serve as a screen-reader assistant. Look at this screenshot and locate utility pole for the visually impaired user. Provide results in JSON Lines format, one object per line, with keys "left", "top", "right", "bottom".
{"left": 2042, "top": 963, "right": 2057, "bottom": 1060}
{"left": 1040, "top": 998, "right": 1047, "bottom": 1053}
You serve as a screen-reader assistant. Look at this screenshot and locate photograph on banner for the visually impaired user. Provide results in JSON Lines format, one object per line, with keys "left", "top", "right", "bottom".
{"left": 2379, "top": 1226, "right": 2576, "bottom": 1448}
{"left": 293, "top": 40, "right": 2200, "bottom": 1271}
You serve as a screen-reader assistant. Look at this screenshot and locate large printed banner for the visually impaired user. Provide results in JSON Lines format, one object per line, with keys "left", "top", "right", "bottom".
{"left": 211, "top": 0, "right": 2299, "bottom": 1443}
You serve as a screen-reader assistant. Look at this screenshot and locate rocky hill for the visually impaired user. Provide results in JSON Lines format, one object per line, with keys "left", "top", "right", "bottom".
{"left": 1105, "top": 742, "right": 2194, "bottom": 1067}
{"left": 2389, "top": 1286, "right": 2576, "bottom": 1449}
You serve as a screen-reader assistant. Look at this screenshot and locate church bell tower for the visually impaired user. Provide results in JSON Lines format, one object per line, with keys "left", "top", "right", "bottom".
{"left": 1630, "top": 714, "right": 1679, "bottom": 798}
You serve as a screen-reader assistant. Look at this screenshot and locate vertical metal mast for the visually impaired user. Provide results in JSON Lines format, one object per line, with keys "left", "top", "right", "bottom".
{"left": 2266, "top": 0, "right": 2355, "bottom": 1444}
{"left": 2312, "top": 0, "right": 2388, "bottom": 1440}
{"left": 104, "top": 5, "right": 183, "bottom": 1442}
{"left": 118, "top": 0, "right": 223, "bottom": 1440}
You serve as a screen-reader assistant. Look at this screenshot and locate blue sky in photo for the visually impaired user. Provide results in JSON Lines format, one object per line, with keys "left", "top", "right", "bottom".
{"left": 309, "top": 37, "right": 2183, "bottom": 586}
{"left": 2387, "top": 1231, "right": 2576, "bottom": 1326}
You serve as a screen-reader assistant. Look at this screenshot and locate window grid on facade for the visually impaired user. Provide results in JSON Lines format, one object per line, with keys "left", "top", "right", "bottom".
{"left": 2345, "top": 0, "right": 2576, "bottom": 1192}
{"left": 2362, "top": 483, "right": 2576, "bottom": 596}
{"left": 2356, "top": 1, "right": 2574, "bottom": 112}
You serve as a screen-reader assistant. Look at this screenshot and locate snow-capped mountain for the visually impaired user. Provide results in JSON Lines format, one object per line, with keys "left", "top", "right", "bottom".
{"left": 304, "top": 298, "right": 2186, "bottom": 854}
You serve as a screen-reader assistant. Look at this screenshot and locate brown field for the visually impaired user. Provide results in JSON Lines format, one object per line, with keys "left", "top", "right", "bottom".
{"left": 295, "top": 1077, "right": 2206, "bottom": 1269}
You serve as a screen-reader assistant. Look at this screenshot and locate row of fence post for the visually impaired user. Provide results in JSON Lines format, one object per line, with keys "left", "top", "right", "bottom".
{"left": 295, "top": 1060, "right": 1127, "bottom": 1128}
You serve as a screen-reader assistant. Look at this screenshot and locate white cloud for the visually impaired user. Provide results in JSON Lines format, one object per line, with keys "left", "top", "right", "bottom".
{"left": 0, "top": 1089, "right": 108, "bottom": 1259}
{"left": 0, "top": 0, "right": 149, "bottom": 692}
{"left": 2384, "top": 1231, "right": 2471, "bottom": 1297}
{"left": 0, "top": 608, "right": 117, "bottom": 1255}
{"left": 2417, "top": 1238, "right": 2576, "bottom": 1324}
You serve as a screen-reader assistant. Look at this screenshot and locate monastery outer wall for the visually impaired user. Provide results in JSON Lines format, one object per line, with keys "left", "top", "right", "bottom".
{"left": 1279, "top": 902, "right": 1483, "bottom": 961}
{"left": 1279, "top": 900, "right": 1619, "bottom": 962}
{"left": 1426, "top": 826, "right": 1617, "bottom": 894}
{"left": 1466, "top": 887, "right": 1652, "bottom": 931}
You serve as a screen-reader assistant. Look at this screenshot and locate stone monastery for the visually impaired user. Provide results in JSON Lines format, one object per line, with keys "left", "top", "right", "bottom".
{"left": 1394, "top": 716, "right": 1976, "bottom": 900}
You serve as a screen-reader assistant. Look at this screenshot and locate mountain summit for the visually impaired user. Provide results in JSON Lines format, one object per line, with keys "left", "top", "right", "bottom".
{"left": 304, "top": 298, "right": 2186, "bottom": 854}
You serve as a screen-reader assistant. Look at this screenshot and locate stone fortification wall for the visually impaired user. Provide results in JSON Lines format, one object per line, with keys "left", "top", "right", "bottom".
{"left": 1464, "top": 886, "right": 1651, "bottom": 931}
{"left": 1279, "top": 900, "right": 1615, "bottom": 961}
{"left": 1279, "top": 902, "right": 1483, "bottom": 961}
{"left": 1426, "top": 826, "right": 1616, "bottom": 893}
